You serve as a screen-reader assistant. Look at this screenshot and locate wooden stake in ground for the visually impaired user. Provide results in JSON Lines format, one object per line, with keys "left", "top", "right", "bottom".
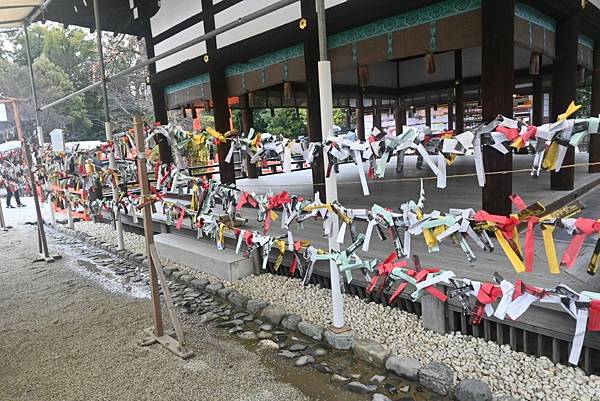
{"left": 132, "top": 115, "right": 193, "bottom": 359}
{"left": 9, "top": 99, "right": 59, "bottom": 262}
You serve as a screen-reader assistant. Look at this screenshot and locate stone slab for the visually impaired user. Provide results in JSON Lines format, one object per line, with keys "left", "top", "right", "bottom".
{"left": 154, "top": 233, "right": 254, "bottom": 281}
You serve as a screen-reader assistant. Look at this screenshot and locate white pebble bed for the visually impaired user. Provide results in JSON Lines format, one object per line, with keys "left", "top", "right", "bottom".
{"left": 73, "top": 221, "right": 600, "bottom": 401}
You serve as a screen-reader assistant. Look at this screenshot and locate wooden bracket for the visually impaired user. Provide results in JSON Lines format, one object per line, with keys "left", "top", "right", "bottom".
{"left": 140, "top": 327, "right": 194, "bottom": 359}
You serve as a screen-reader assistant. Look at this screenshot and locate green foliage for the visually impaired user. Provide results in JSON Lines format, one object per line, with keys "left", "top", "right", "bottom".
{"left": 333, "top": 108, "right": 348, "bottom": 130}
{"left": 249, "top": 108, "right": 306, "bottom": 138}
{"left": 1, "top": 25, "right": 152, "bottom": 141}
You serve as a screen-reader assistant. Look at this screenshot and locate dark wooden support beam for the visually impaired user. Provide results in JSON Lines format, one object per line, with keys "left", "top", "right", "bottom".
{"left": 481, "top": 0, "right": 514, "bottom": 215}
{"left": 454, "top": 49, "right": 464, "bottom": 133}
{"left": 210, "top": 67, "right": 235, "bottom": 184}
{"left": 532, "top": 73, "right": 544, "bottom": 126}
{"left": 356, "top": 86, "right": 365, "bottom": 141}
{"left": 203, "top": 0, "right": 234, "bottom": 184}
{"left": 144, "top": 36, "right": 168, "bottom": 124}
{"left": 590, "top": 41, "right": 600, "bottom": 173}
{"left": 448, "top": 102, "right": 454, "bottom": 130}
{"left": 551, "top": 12, "right": 579, "bottom": 190}
{"left": 301, "top": 0, "right": 325, "bottom": 200}
{"left": 240, "top": 93, "right": 258, "bottom": 178}
{"left": 373, "top": 97, "right": 382, "bottom": 129}
{"left": 425, "top": 105, "right": 432, "bottom": 127}
{"left": 394, "top": 105, "right": 405, "bottom": 135}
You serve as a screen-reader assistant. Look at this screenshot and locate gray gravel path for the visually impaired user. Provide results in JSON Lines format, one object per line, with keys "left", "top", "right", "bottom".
{"left": 0, "top": 226, "right": 314, "bottom": 401}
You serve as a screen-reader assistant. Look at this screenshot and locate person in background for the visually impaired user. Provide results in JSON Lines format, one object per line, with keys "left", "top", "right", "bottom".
{"left": 0, "top": 175, "right": 25, "bottom": 208}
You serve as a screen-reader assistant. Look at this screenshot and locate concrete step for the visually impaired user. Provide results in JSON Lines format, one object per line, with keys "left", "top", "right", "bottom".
{"left": 154, "top": 233, "right": 255, "bottom": 281}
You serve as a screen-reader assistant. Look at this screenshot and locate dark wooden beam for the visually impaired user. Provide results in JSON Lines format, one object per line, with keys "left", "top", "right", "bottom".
{"left": 425, "top": 105, "right": 431, "bottom": 127}
{"left": 532, "top": 71, "right": 544, "bottom": 126}
{"left": 590, "top": 41, "right": 600, "bottom": 173}
{"left": 301, "top": 0, "right": 325, "bottom": 200}
{"left": 240, "top": 93, "right": 259, "bottom": 178}
{"left": 454, "top": 49, "right": 464, "bottom": 133}
{"left": 356, "top": 86, "right": 365, "bottom": 141}
{"left": 481, "top": 0, "right": 514, "bottom": 215}
{"left": 203, "top": 0, "right": 235, "bottom": 184}
{"left": 144, "top": 35, "right": 168, "bottom": 124}
{"left": 373, "top": 97, "right": 382, "bottom": 129}
{"left": 551, "top": 12, "right": 579, "bottom": 190}
{"left": 448, "top": 102, "right": 454, "bottom": 130}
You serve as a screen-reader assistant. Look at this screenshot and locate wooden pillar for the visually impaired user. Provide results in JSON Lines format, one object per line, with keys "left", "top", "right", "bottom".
{"left": 454, "top": 49, "right": 465, "bottom": 133}
{"left": 209, "top": 67, "right": 235, "bottom": 184}
{"left": 590, "top": 41, "right": 600, "bottom": 173}
{"left": 345, "top": 106, "right": 352, "bottom": 130}
{"left": 532, "top": 75, "right": 544, "bottom": 126}
{"left": 425, "top": 105, "right": 432, "bottom": 127}
{"left": 448, "top": 102, "right": 454, "bottom": 130}
{"left": 551, "top": 12, "right": 579, "bottom": 190}
{"left": 356, "top": 87, "right": 365, "bottom": 141}
{"left": 301, "top": 0, "right": 325, "bottom": 199}
{"left": 373, "top": 98, "right": 382, "bottom": 129}
{"left": 240, "top": 93, "right": 258, "bottom": 178}
{"left": 144, "top": 36, "right": 168, "bottom": 125}
{"left": 394, "top": 105, "right": 405, "bottom": 135}
{"left": 481, "top": 0, "right": 514, "bottom": 215}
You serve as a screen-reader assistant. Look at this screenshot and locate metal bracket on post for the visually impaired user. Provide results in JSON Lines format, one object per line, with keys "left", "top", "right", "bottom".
{"left": 132, "top": 116, "right": 193, "bottom": 359}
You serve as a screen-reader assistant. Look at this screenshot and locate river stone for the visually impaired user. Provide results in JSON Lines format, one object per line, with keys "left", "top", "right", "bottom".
{"left": 217, "top": 287, "right": 234, "bottom": 299}
{"left": 246, "top": 298, "right": 268, "bottom": 314}
{"left": 180, "top": 274, "right": 194, "bottom": 284}
{"left": 385, "top": 355, "right": 421, "bottom": 381}
{"left": 324, "top": 329, "right": 355, "bottom": 350}
{"left": 205, "top": 282, "right": 224, "bottom": 294}
{"left": 282, "top": 314, "right": 302, "bottom": 331}
{"left": 199, "top": 312, "right": 219, "bottom": 324}
{"left": 257, "top": 339, "right": 279, "bottom": 351}
{"left": 260, "top": 305, "right": 287, "bottom": 325}
{"left": 298, "top": 321, "right": 324, "bottom": 341}
{"left": 372, "top": 394, "right": 392, "bottom": 401}
{"left": 352, "top": 339, "right": 389, "bottom": 367}
{"left": 310, "top": 347, "right": 327, "bottom": 356}
{"left": 278, "top": 350, "right": 298, "bottom": 359}
{"left": 228, "top": 291, "right": 249, "bottom": 307}
{"left": 418, "top": 362, "right": 454, "bottom": 396}
{"left": 172, "top": 270, "right": 185, "bottom": 280}
{"left": 163, "top": 266, "right": 178, "bottom": 276}
{"left": 259, "top": 323, "right": 274, "bottom": 331}
{"left": 238, "top": 331, "right": 257, "bottom": 340}
{"left": 345, "top": 381, "right": 376, "bottom": 394}
{"left": 295, "top": 355, "right": 315, "bottom": 367}
{"left": 190, "top": 278, "right": 209, "bottom": 290}
{"left": 369, "top": 375, "right": 386, "bottom": 384}
{"left": 257, "top": 331, "right": 273, "bottom": 339}
{"left": 453, "top": 380, "right": 492, "bottom": 401}
{"left": 289, "top": 343, "right": 307, "bottom": 352}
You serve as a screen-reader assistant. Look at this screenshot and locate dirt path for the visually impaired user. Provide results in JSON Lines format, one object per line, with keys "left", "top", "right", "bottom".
{"left": 0, "top": 226, "right": 316, "bottom": 401}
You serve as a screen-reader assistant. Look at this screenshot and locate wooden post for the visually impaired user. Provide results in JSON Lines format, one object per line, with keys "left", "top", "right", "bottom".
{"left": 209, "top": 68, "right": 236, "bottom": 184}
{"left": 551, "top": 12, "right": 579, "bottom": 190}
{"left": 240, "top": 93, "right": 258, "bottom": 178}
{"left": 373, "top": 97, "right": 382, "bottom": 130}
{"left": 425, "top": 105, "right": 432, "bottom": 127}
{"left": 448, "top": 102, "right": 454, "bottom": 130}
{"left": 356, "top": 87, "right": 365, "bottom": 140}
{"left": 0, "top": 193, "right": 8, "bottom": 231}
{"left": 301, "top": 0, "right": 326, "bottom": 199}
{"left": 532, "top": 63, "right": 544, "bottom": 126}
{"left": 481, "top": 0, "right": 514, "bottom": 215}
{"left": 133, "top": 115, "right": 193, "bottom": 359}
{"left": 454, "top": 49, "right": 464, "bottom": 134}
{"left": 590, "top": 41, "right": 600, "bottom": 173}
{"left": 11, "top": 100, "right": 53, "bottom": 261}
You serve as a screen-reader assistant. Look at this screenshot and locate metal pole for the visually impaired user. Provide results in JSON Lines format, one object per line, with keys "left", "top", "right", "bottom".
{"left": 92, "top": 0, "right": 124, "bottom": 251}
{"left": 11, "top": 100, "right": 50, "bottom": 260}
{"left": 39, "top": 0, "right": 297, "bottom": 111}
{"left": 316, "top": 0, "right": 345, "bottom": 329}
{"left": 24, "top": 24, "right": 43, "bottom": 147}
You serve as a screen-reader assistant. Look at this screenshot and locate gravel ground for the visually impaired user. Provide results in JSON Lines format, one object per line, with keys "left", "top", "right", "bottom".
{"left": 74, "top": 220, "right": 600, "bottom": 401}
{"left": 0, "top": 226, "right": 315, "bottom": 401}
